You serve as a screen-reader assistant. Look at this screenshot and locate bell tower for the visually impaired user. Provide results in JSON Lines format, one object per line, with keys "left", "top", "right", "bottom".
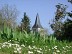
{"left": 32, "top": 13, "right": 43, "bottom": 33}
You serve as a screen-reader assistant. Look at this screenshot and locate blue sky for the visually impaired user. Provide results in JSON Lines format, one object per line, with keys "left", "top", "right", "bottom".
{"left": 0, "top": 0, "right": 72, "bottom": 34}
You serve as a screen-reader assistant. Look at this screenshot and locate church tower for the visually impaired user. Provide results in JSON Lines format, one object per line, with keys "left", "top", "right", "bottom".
{"left": 32, "top": 13, "right": 44, "bottom": 33}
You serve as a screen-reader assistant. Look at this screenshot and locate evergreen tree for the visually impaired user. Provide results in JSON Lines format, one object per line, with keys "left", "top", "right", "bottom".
{"left": 21, "top": 12, "right": 30, "bottom": 33}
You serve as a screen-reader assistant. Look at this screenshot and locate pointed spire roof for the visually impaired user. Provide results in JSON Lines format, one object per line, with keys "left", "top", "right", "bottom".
{"left": 32, "top": 13, "right": 43, "bottom": 28}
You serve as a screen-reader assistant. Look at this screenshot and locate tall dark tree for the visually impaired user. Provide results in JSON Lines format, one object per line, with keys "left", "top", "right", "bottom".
{"left": 62, "top": 18, "right": 72, "bottom": 41}
{"left": 50, "top": 2, "right": 72, "bottom": 41}
{"left": 21, "top": 12, "right": 30, "bottom": 33}
{"left": 50, "top": 4, "right": 67, "bottom": 39}
{"left": 61, "top": 1, "right": 72, "bottom": 41}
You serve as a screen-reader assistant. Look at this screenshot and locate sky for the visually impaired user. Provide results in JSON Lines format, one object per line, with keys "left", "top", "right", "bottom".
{"left": 0, "top": 0, "right": 72, "bottom": 34}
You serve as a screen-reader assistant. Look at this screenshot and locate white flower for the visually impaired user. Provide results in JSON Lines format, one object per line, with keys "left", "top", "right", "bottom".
{"left": 32, "top": 41, "right": 34, "bottom": 43}
{"left": 33, "top": 46, "right": 37, "bottom": 49}
{"left": 63, "top": 47, "right": 66, "bottom": 49}
{"left": 45, "top": 46, "right": 47, "bottom": 47}
{"left": 54, "top": 47, "right": 57, "bottom": 49}
{"left": 18, "top": 51, "right": 21, "bottom": 53}
{"left": 54, "top": 46, "right": 57, "bottom": 49}
{"left": 37, "top": 50, "right": 42, "bottom": 53}
{"left": 56, "top": 50, "right": 60, "bottom": 52}
{"left": 39, "top": 48, "right": 42, "bottom": 50}
{"left": 66, "top": 45, "right": 68, "bottom": 48}
{"left": 15, "top": 44, "right": 20, "bottom": 48}
{"left": 8, "top": 40, "right": 11, "bottom": 42}
{"left": 52, "top": 47, "right": 54, "bottom": 49}
{"left": 9, "top": 43, "right": 12, "bottom": 47}
{"left": 3, "top": 42, "right": 8, "bottom": 44}
{"left": 49, "top": 49, "right": 51, "bottom": 51}
{"left": 17, "top": 47, "right": 21, "bottom": 51}
{"left": 14, "top": 50, "right": 17, "bottom": 53}
{"left": 25, "top": 41, "right": 27, "bottom": 42}
{"left": 28, "top": 51, "right": 33, "bottom": 54}
{"left": 53, "top": 52, "right": 57, "bottom": 54}
{"left": 21, "top": 44, "right": 25, "bottom": 47}
{"left": 55, "top": 46, "right": 57, "bottom": 48}
{"left": 28, "top": 45, "right": 33, "bottom": 49}
{"left": 2, "top": 44, "right": 6, "bottom": 48}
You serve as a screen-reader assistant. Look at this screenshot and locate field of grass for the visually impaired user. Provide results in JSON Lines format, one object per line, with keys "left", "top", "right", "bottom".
{"left": 0, "top": 28, "right": 72, "bottom": 54}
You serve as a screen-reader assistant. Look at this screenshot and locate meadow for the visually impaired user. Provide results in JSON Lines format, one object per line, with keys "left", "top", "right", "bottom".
{"left": 0, "top": 28, "right": 72, "bottom": 54}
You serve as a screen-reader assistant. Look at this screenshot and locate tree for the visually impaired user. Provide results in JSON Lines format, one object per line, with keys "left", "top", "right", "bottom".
{"left": 62, "top": 19, "right": 72, "bottom": 41}
{"left": 68, "top": 0, "right": 72, "bottom": 4}
{"left": 50, "top": 2, "right": 72, "bottom": 41}
{"left": 61, "top": 1, "right": 72, "bottom": 41}
{"left": 20, "top": 12, "right": 31, "bottom": 33}
{"left": 50, "top": 4, "right": 67, "bottom": 39}
{"left": 0, "top": 4, "right": 18, "bottom": 29}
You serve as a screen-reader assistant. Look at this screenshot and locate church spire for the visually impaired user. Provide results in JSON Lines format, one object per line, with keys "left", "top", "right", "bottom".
{"left": 32, "top": 13, "right": 43, "bottom": 28}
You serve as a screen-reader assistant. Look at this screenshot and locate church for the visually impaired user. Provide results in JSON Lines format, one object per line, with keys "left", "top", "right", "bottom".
{"left": 32, "top": 13, "right": 47, "bottom": 36}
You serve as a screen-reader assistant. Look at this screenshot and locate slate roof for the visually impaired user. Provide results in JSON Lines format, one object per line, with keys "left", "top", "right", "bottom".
{"left": 32, "top": 13, "right": 43, "bottom": 28}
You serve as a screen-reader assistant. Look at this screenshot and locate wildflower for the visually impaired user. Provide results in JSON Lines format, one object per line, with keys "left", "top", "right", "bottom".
{"left": 33, "top": 46, "right": 36, "bottom": 48}
{"left": 37, "top": 50, "right": 42, "bottom": 53}
{"left": 17, "top": 47, "right": 21, "bottom": 51}
{"left": 53, "top": 52, "right": 57, "bottom": 54}
{"left": 15, "top": 44, "right": 20, "bottom": 48}
{"left": 66, "top": 45, "right": 68, "bottom": 48}
{"left": 39, "top": 48, "right": 42, "bottom": 50}
{"left": 25, "top": 41, "right": 27, "bottom": 42}
{"left": 2, "top": 44, "right": 6, "bottom": 48}
{"left": 28, "top": 45, "right": 33, "bottom": 49}
{"left": 21, "top": 44, "right": 25, "bottom": 47}
{"left": 3, "top": 42, "right": 8, "bottom": 44}
{"left": 8, "top": 43, "right": 12, "bottom": 47}
{"left": 56, "top": 50, "right": 60, "bottom": 52}
{"left": 8, "top": 40, "right": 11, "bottom": 42}
{"left": 54, "top": 46, "right": 57, "bottom": 49}
{"left": 69, "top": 46, "right": 71, "bottom": 48}
{"left": 63, "top": 47, "right": 66, "bottom": 49}
{"left": 32, "top": 41, "right": 34, "bottom": 43}
{"left": 33, "top": 46, "right": 37, "bottom": 49}
{"left": 52, "top": 47, "right": 54, "bottom": 49}
{"left": 49, "top": 49, "right": 51, "bottom": 51}
{"left": 18, "top": 51, "right": 21, "bottom": 53}
{"left": 28, "top": 51, "right": 33, "bottom": 54}
{"left": 45, "top": 46, "right": 47, "bottom": 47}
{"left": 14, "top": 50, "right": 17, "bottom": 53}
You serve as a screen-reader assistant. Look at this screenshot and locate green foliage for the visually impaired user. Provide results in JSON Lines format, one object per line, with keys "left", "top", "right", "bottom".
{"left": 20, "top": 12, "right": 31, "bottom": 33}
{"left": 0, "top": 27, "right": 72, "bottom": 54}
{"left": 50, "top": 3, "right": 72, "bottom": 41}
{"left": 61, "top": 19, "right": 72, "bottom": 41}
{"left": 50, "top": 4, "right": 67, "bottom": 39}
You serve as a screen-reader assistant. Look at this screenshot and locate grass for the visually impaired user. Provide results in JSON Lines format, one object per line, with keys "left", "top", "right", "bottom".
{"left": 0, "top": 27, "right": 72, "bottom": 54}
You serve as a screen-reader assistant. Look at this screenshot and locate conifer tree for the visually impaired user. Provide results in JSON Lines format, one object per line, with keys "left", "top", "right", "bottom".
{"left": 21, "top": 12, "right": 30, "bottom": 33}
